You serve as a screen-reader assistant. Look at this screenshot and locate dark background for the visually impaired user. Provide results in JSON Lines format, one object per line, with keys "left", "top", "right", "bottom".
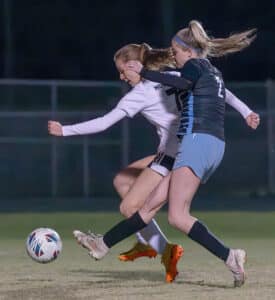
{"left": 0, "top": 0, "right": 274, "bottom": 81}
{"left": 0, "top": 0, "right": 274, "bottom": 211}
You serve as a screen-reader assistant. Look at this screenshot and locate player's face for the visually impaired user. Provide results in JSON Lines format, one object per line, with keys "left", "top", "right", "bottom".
{"left": 115, "top": 59, "right": 141, "bottom": 86}
{"left": 171, "top": 41, "right": 193, "bottom": 67}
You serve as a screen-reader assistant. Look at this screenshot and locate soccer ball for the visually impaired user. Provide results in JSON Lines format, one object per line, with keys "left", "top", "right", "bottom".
{"left": 26, "top": 228, "right": 62, "bottom": 263}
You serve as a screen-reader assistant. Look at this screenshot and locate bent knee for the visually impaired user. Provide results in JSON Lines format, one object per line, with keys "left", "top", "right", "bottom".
{"left": 113, "top": 174, "right": 133, "bottom": 198}
{"left": 113, "top": 173, "right": 124, "bottom": 190}
{"left": 119, "top": 202, "right": 139, "bottom": 218}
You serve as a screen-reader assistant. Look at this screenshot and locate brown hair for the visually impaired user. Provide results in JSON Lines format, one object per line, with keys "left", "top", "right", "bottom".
{"left": 175, "top": 20, "right": 257, "bottom": 57}
{"left": 114, "top": 43, "right": 176, "bottom": 70}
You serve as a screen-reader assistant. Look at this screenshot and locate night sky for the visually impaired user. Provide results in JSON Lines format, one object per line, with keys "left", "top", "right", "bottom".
{"left": 0, "top": 0, "right": 274, "bottom": 81}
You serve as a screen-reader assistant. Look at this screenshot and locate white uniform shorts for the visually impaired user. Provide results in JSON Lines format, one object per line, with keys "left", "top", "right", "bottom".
{"left": 148, "top": 152, "right": 175, "bottom": 176}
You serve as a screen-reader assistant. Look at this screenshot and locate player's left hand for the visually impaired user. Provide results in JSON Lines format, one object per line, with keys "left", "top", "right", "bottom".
{"left": 246, "top": 112, "right": 260, "bottom": 129}
{"left": 126, "top": 60, "right": 143, "bottom": 73}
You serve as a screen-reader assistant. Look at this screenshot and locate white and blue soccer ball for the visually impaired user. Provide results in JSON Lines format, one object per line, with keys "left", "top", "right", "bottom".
{"left": 26, "top": 228, "right": 62, "bottom": 263}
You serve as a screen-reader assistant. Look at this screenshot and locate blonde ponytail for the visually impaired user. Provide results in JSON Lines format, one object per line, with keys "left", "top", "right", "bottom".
{"left": 175, "top": 20, "right": 257, "bottom": 57}
{"left": 208, "top": 28, "right": 257, "bottom": 57}
{"left": 188, "top": 20, "right": 209, "bottom": 54}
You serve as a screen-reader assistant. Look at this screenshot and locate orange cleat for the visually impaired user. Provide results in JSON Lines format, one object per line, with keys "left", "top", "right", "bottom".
{"left": 161, "top": 243, "right": 184, "bottom": 283}
{"left": 118, "top": 242, "right": 158, "bottom": 261}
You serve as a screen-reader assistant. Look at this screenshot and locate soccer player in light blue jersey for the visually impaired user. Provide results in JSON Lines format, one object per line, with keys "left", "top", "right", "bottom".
{"left": 73, "top": 21, "right": 258, "bottom": 287}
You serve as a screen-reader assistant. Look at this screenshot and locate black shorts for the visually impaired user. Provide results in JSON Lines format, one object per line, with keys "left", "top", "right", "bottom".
{"left": 147, "top": 153, "right": 175, "bottom": 176}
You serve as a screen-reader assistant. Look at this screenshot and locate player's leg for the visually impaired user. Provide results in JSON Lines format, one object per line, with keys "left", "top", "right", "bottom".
{"left": 73, "top": 174, "right": 172, "bottom": 257}
{"left": 74, "top": 172, "right": 183, "bottom": 282}
{"left": 118, "top": 166, "right": 163, "bottom": 261}
{"left": 167, "top": 167, "right": 200, "bottom": 233}
{"left": 167, "top": 133, "right": 245, "bottom": 287}
{"left": 102, "top": 175, "right": 183, "bottom": 281}
{"left": 113, "top": 155, "right": 156, "bottom": 246}
{"left": 113, "top": 155, "right": 155, "bottom": 198}
{"left": 136, "top": 174, "right": 184, "bottom": 282}
{"left": 74, "top": 156, "right": 154, "bottom": 255}
{"left": 113, "top": 154, "right": 167, "bottom": 257}
{"left": 117, "top": 154, "right": 183, "bottom": 279}
{"left": 74, "top": 154, "right": 165, "bottom": 259}
{"left": 119, "top": 167, "right": 163, "bottom": 217}
{"left": 167, "top": 166, "right": 245, "bottom": 287}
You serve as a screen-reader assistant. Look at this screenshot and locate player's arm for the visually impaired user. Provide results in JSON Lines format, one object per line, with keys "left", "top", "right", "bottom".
{"left": 48, "top": 108, "right": 127, "bottom": 136}
{"left": 140, "top": 68, "right": 192, "bottom": 89}
{"left": 126, "top": 60, "right": 200, "bottom": 90}
{"left": 225, "top": 89, "right": 260, "bottom": 129}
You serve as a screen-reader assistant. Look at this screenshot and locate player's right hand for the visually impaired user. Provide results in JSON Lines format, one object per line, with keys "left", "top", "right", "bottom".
{"left": 48, "top": 120, "right": 63, "bottom": 136}
{"left": 126, "top": 60, "right": 143, "bottom": 73}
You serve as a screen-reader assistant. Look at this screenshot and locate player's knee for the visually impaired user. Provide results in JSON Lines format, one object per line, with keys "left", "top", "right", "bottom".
{"left": 113, "top": 174, "right": 131, "bottom": 198}
{"left": 168, "top": 212, "right": 189, "bottom": 233}
{"left": 119, "top": 201, "right": 138, "bottom": 218}
{"left": 113, "top": 173, "right": 122, "bottom": 191}
{"left": 120, "top": 201, "right": 140, "bottom": 218}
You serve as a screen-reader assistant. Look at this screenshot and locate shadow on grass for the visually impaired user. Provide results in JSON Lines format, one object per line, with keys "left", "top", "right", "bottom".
{"left": 71, "top": 268, "right": 166, "bottom": 283}
{"left": 71, "top": 269, "right": 234, "bottom": 289}
{"left": 178, "top": 279, "right": 234, "bottom": 289}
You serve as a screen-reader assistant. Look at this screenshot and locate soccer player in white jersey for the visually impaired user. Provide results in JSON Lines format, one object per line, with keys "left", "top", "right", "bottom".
{"left": 48, "top": 43, "right": 259, "bottom": 282}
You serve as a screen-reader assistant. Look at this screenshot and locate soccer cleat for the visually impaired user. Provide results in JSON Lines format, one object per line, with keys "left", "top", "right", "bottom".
{"left": 225, "top": 249, "right": 246, "bottom": 287}
{"left": 118, "top": 242, "right": 158, "bottom": 261}
{"left": 161, "top": 243, "right": 184, "bottom": 283}
{"left": 73, "top": 230, "right": 109, "bottom": 260}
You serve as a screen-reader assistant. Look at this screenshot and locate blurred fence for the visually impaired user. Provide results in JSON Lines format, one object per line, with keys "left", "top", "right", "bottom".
{"left": 0, "top": 79, "right": 274, "bottom": 211}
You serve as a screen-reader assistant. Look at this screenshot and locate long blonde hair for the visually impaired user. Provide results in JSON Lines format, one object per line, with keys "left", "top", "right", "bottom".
{"left": 174, "top": 20, "right": 257, "bottom": 57}
{"left": 114, "top": 43, "right": 176, "bottom": 70}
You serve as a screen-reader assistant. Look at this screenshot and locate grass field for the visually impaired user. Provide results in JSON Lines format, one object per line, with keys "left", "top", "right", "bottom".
{"left": 0, "top": 211, "right": 275, "bottom": 300}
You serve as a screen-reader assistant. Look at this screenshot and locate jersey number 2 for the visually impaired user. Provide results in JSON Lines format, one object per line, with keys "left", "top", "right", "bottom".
{"left": 214, "top": 75, "right": 224, "bottom": 98}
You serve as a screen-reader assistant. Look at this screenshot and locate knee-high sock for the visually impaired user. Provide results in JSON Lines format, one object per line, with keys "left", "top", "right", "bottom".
{"left": 137, "top": 219, "right": 168, "bottom": 254}
{"left": 188, "top": 220, "right": 230, "bottom": 261}
{"left": 135, "top": 232, "right": 148, "bottom": 245}
{"left": 103, "top": 212, "right": 147, "bottom": 248}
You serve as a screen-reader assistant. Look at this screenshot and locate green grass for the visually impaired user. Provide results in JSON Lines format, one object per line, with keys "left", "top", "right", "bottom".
{"left": 0, "top": 211, "right": 275, "bottom": 299}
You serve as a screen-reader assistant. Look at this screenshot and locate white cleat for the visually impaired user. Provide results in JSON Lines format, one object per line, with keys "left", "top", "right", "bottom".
{"left": 226, "top": 249, "right": 246, "bottom": 287}
{"left": 73, "top": 230, "right": 109, "bottom": 260}
{"left": 73, "top": 230, "right": 93, "bottom": 250}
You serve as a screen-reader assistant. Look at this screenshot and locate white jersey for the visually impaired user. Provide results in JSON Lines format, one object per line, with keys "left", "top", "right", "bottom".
{"left": 63, "top": 79, "right": 180, "bottom": 157}
{"left": 116, "top": 80, "right": 180, "bottom": 157}
{"left": 62, "top": 77, "right": 252, "bottom": 158}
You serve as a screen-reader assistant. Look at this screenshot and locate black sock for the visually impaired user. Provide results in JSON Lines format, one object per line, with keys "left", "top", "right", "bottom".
{"left": 103, "top": 212, "right": 147, "bottom": 248}
{"left": 188, "top": 220, "right": 230, "bottom": 261}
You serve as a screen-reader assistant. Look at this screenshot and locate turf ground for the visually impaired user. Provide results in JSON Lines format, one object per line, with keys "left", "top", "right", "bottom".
{"left": 0, "top": 211, "right": 275, "bottom": 300}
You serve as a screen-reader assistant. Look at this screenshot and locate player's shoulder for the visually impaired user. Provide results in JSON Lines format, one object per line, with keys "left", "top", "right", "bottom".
{"left": 121, "top": 81, "right": 155, "bottom": 103}
{"left": 186, "top": 58, "right": 216, "bottom": 72}
{"left": 136, "top": 79, "right": 163, "bottom": 94}
{"left": 138, "top": 79, "right": 158, "bottom": 88}
{"left": 182, "top": 58, "right": 219, "bottom": 79}
{"left": 179, "top": 58, "right": 203, "bottom": 81}
{"left": 182, "top": 58, "right": 203, "bottom": 70}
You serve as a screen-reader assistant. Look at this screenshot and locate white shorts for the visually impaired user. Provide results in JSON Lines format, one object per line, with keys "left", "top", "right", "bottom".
{"left": 148, "top": 152, "right": 175, "bottom": 176}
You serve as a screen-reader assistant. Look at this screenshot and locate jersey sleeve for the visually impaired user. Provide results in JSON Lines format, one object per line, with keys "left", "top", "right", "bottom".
{"left": 62, "top": 108, "right": 127, "bottom": 136}
{"left": 140, "top": 69, "right": 191, "bottom": 89}
{"left": 140, "top": 59, "right": 201, "bottom": 90}
{"left": 225, "top": 89, "right": 252, "bottom": 119}
{"left": 116, "top": 85, "right": 148, "bottom": 118}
